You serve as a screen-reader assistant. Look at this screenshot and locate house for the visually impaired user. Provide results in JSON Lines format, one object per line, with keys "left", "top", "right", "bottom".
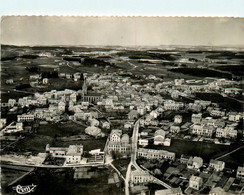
{"left": 124, "top": 122, "right": 133, "bottom": 129}
{"left": 29, "top": 74, "right": 41, "bottom": 80}
{"left": 140, "top": 131, "right": 148, "bottom": 137}
{"left": 192, "top": 124, "right": 203, "bottom": 135}
{"left": 191, "top": 113, "right": 202, "bottom": 124}
{"left": 164, "top": 101, "right": 184, "bottom": 111}
{"left": 85, "top": 126, "right": 104, "bottom": 138}
{"left": 137, "top": 106, "right": 146, "bottom": 115}
{"left": 170, "top": 126, "right": 180, "bottom": 134}
{"left": 108, "top": 130, "right": 131, "bottom": 155}
{"left": 89, "top": 118, "right": 99, "bottom": 127}
{"left": 6, "top": 79, "right": 14, "bottom": 84}
{"left": 101, "top": 121, "right": 110, "bottom": 129}
{"left": 73, "top": 72, "right": 81, "bottom": 81}
{"left": 187, "top": 156, "right": 203, "bottom": 170}
{"left": 209, "top": 159, "right": 225, "bottom": 172}
{"left": 128, "top": 110, "right": 139, "bottom": 120}
{"left": 110, "top": 129, "right": 122, "bottom": 142}
{"left": 228, "top": 112, "right": 241, "bottom": 122}
{"left": 42, "top": 78, "right": 49, "bottom": 84}
{"left": 46, "top": 144, "right": 67, "bottom": 157}
{"left": 8, "top": 99, "right": 16, "bottom": 107}
{"left": 131, "top": 170, "right": 153, "bottom": 184}
{"left": 216, "top": 127, "right": 237, "bottom": 139}
{"left": 137, "top": 148, "right": 175, "bottom": 161}
{"left": 139, "top": 139, "right": 149, "bottom": 147}
{"left": 194, "top": 100, "right": 211, "bottom": 109}
{"left": 189, "top": 175, "right": 203, "bottom": 190}
{"left": 66, "top": 145, "right": 83, "bottom": 164}
{"left": 210, "top": 110, "right": 225, "bottom": 117}
{"left": 174, "top": 115, "right": 182, "bottom": 124}
{"left": 17, "top": 114, "right": 35, "bottom": 122}
{"left": 236, "top": 166, "right": 244, "bottom": 179}
{"left": 174, "top": 79, "right": 185, "bottom": 86}
{"left": 180, "top": 155, "right": 191, "bottom": 165}
{"left": 154, "top": 129, "right": 166, "bottom": 145}
{"left": 150, "top": 110, "right": 159, "bottom": 119}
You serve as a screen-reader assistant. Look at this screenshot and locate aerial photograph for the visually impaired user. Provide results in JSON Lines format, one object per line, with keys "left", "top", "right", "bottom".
{"left": 1, "top": 16, "right": 244, "bottom": 195}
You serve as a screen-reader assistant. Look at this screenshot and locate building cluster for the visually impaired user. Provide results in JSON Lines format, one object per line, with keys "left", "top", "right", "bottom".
{"left": 137, "top": 148, "right": 175, "bottom": 161}
{"left": 138, "top": 129, "right": 171, "bottom": 147}
{"left": 45, "top": 144, "right": 104, "bottom": 164}
{"left": 156, "top": 77, "right": 242, "bottom": 98}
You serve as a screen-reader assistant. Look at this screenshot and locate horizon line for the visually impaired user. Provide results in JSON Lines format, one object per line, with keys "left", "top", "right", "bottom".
{"left": 2, "top": 44, "right": 244, "bottom": 49}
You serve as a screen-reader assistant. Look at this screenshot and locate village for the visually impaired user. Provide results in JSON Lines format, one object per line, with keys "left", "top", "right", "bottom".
{"left": 1, "top": 66, "right": 244, "bottom": 194}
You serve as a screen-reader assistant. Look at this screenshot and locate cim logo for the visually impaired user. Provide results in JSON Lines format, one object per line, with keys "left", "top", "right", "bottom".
{"left": 12, "top": 184, "right": 37, "bottom": 194}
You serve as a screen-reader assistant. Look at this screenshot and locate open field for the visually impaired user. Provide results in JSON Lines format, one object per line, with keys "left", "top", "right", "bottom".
{"left": 195, "top": 92, "right": 244, "bottom": 112}
{"left": 147, "top": 139, "right": 243, "bottom": 166}
{"left": 5, "top": 121, "right": 106, "bottom": 154}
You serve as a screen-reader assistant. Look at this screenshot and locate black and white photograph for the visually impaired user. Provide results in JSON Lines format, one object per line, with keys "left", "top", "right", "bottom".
{"left": 1, "top": 16, "right": 244, "bottom": 195}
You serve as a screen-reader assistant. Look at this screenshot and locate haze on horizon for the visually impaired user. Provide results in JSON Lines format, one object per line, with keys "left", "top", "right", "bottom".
{"left": 1, "top": 16, "right": 244, "bottom": 48}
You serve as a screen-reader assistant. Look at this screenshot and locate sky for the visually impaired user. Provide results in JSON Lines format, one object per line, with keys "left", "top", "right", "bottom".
{"left": 1, "top": 0, "right": 244, "bottom": 47}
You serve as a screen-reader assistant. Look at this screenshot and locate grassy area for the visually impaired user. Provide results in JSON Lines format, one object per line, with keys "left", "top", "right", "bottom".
{"left": 195, "top": 93, "right": 244, "bottom": 112}
{"left": 1, "top": 168, "right": 27, "bottom": 191}
{"left": 170, "top": 68, "right": 232, "bottom": 79}
{"left": 219, "top": 147, "right": 244, "bottom": 169}
{"left": 7, "top": 122, "right": 106, "bottom": 154}
{"left": 112, "top": 158, "right": 130, "bottom": 178}
{"left": 148, "top": 139, "right": 227, "bottom": 162}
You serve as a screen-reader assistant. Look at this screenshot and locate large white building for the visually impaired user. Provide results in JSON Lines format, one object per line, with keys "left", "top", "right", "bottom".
{"left": 17, "top": 114, "right": 35, "bottom": 122}
{"left": 107, "top": 130, "right": 131, "bottom": 155}
{"left": 46, "top": 144, "right": 83, "bottom": 164}
{"left": 131, "top": 170, "right": 153, "bottom": 184}
{"left": 137, "top": 148, "right": 175, "bottom": 161}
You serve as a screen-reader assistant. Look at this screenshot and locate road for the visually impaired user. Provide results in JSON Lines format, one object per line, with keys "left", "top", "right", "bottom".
{"left": 215, "top": 144, "right": 244, "bottom": 160}
{"left": 125, "top": 117, "right": 171, "bottom": 195}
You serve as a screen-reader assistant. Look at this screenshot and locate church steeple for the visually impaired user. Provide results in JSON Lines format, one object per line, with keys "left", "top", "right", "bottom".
{"left": 82, "top": 73, "right": 87, "bottom": 95}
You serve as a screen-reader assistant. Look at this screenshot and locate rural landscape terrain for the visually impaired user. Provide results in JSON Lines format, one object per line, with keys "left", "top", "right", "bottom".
{"left": 1, "top": 44, "right": 244, "bottom": 195}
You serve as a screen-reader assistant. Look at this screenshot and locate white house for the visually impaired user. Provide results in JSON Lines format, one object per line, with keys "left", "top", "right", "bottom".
{"left": 131, "top": 170, "right": 153, "bottom": 184}
{"left": 187, "top": 156, "right": 203, "bottom": 170}
{"left": 189, "top": 175, "right": 203, "bottom": 190}
{"left": 192, "top": 113, "right": 202, "bottom": 124}
{"left": 174, "top": 115, "right": 182, "bottom": 124}
{"left": 228, "top": 112, "right": 241, "bottom": 122}
{"left": 236, "top": 166, "right": 244, "bottom": 179}
{"left": 17, "top": 114, "right": 35, "bottom": 122}
{"left": 66, "top": 145, "right": 83, "bottom": 164}
{"left": 170, "top": 125, "right": 180, "bottom": 134}
{"left": 154, "top": 129, "right": 166, "bottom": 145}
{"left": 42, "top": 78, "right": 49, "bottom": 84}
{"left": 110, "top": 129, "right": 122, "bottom": 142}
{"left": 101, "top": 121, "right": 110, "bottom": 129}
{"left": 209, "top": 159, "right": 225, "bottom": 172}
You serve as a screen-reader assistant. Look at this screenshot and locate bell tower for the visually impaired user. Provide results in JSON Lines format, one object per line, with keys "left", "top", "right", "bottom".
{"left": 82, "top": 73, "right": 87, "bottom": 95}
